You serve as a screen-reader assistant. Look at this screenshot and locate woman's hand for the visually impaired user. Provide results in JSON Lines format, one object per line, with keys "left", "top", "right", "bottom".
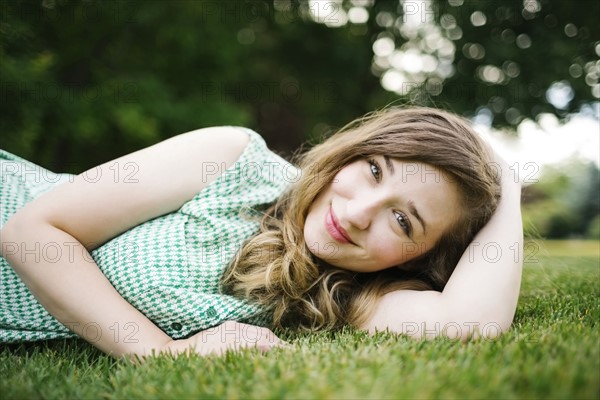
{"left": 158, "top": 321, "right": 289, "bottom": 358}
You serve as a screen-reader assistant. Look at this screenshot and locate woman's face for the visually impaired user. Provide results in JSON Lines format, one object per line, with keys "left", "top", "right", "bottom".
{"left": 303, "top": 156, "right": 462, "bottom": 272}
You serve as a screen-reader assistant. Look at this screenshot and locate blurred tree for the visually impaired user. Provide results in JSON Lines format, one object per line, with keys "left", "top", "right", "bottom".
{"left": 1, "top": 0, "right": 598, "bottom": 173}
{"left": 521, "top": 160, "right": 600, "bottom": 239}
{"left": 574, "top": 162, "right": 600, "bottom": 234}
{"left": 327, "top": 0, "right": 599, "bottom": 126}
{"left": 587, "top": 215, "right": 600, "bottom": 239}
{"left": 1, "top": 0, "right": 379, "bottom": 170}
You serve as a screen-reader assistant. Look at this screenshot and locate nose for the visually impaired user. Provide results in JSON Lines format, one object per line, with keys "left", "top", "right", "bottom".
{"left": 345, "top": 195, "right": 384, "bottom": 231}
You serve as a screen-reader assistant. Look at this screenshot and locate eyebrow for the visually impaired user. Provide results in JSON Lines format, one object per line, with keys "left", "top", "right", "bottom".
{"left": 383, "top": 155, "right": 395, "bottom": 176}
{"left": 408, "top": 200, "right": 427, "bottom": 236}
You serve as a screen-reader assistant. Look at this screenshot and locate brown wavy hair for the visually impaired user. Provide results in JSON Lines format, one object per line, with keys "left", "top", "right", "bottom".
{"left": 221, "top": 107, "right": 501, "bottom": 330}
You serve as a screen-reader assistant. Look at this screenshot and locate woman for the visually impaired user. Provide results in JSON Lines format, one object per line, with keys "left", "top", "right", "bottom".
{"left": 0, "top": 107, "right": 523, "bottom": 360}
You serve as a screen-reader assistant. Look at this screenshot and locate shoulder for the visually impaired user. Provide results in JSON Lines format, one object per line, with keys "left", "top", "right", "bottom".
{"left": 3, "top": 126, "right": 259, "bottom": 251}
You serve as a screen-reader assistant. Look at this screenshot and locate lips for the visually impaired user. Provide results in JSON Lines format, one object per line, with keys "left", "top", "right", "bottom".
{"left": 325, "top": 206, "right": 355, "bottom": 244}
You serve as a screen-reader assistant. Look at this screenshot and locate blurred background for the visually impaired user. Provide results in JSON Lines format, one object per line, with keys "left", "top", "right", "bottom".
{"left": 1, "top": 0, "right": 599, "bottom": 241}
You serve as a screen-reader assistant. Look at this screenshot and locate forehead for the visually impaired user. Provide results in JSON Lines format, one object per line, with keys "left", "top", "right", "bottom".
{"left": 384, "top": 157, "right": 452, "bottom": 183}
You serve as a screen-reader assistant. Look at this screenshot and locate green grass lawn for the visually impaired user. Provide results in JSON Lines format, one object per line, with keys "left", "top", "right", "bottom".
{"left": 1, "top": 241, "right": 598, "bottom": 399}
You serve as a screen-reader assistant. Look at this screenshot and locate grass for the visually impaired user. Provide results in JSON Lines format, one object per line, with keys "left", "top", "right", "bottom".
{"left": 1, "top": 240, "right": 598, "bottom": 399}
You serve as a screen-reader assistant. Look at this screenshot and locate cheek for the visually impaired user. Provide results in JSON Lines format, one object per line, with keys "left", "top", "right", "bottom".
{"left": 330, "top": 165, "right": 359, "bottom": 194}
{"left": 304, "top": 206, "right": 321, "bottom": 241}
{"left": 369, "top": 238, "right": 427, "bottom": 266}
{"left": 368, "top": 239, "right": 407, "bottom": 266}
{"left": 304, "top": 190, "right": 328, "bottom": 239}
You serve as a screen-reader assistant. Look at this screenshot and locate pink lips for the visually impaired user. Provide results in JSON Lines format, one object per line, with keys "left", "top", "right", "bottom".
{"left": 325, "top": 206, "right": 354, "bottom": 244}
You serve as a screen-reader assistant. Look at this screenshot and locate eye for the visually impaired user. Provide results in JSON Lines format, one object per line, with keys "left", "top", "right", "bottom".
{"left": 367, "top": 158, "right": 381, "bottom": 182}
{"left": 394, "top": 211, "right": 412, "bottom": 236}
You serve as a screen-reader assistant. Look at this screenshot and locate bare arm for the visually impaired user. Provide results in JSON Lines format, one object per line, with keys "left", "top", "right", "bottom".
{"left": 361, "top": 152, "right": 523, "bottom": 340}
{"left": 1, "top": 127, "right": 285, "bottom": 359}
{"left": 1, "top": 220, "right": 183, "bottom": 359}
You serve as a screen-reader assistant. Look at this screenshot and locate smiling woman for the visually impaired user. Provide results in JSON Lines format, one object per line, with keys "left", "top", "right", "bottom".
{"left": 303, "top": 158, "right": 462, "bottom": 272}
{"left": 222, "top": 107, "right": 510, "bottom": 333}
{"left": 1, "top": 107, "right": 521, "bottom": 360}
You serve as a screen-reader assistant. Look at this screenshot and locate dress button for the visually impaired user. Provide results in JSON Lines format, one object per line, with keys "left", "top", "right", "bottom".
{"left": 171, "top": 322, "right": 183, "bottom": 331}
{"left": 206, "top": 306, "right": 217, "bottom": 318}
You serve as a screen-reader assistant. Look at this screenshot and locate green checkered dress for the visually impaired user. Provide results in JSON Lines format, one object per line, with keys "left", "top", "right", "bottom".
{"left": 0, "top": 128, "right": 298, "bottom": 342}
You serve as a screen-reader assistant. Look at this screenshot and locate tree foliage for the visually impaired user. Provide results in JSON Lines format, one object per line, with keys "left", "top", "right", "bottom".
{"left": 362, "top": 0, "right": 599, "bottom": 125}
{"left": 521, "top": 160, "right": 600, "bottom": 239}
{"left": 1, "top": 0, "right": 598, "bottom": 174}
